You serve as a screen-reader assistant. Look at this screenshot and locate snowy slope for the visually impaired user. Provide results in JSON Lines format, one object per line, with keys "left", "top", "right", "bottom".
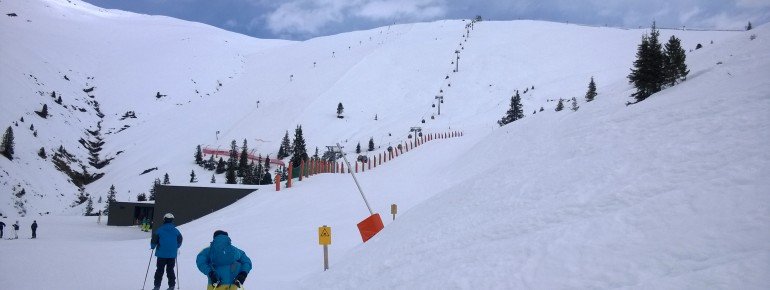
{"left": 0, "top": 0, "right": 737, "bottom": 218}
{"left": 298, "top": 24, "right": 770, "bottom": 289}
{"left": 1, "top": 0, "right": 769, "bottom": 289}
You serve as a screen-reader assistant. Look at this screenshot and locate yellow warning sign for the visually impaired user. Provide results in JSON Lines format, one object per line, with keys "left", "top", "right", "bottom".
{"left": 318, "top": 225, "right": 331, "bottom": 245}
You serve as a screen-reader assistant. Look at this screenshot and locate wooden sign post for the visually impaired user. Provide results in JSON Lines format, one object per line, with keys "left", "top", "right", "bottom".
{"left": 391, "top": 204, "right": 397, "bottom": 220}
{"left": 318, "top": 225, "right": 332, "bottom": 271}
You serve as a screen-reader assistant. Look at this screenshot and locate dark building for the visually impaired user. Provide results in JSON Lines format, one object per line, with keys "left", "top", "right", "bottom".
{"left": 107, "top": 185, "right": 257, "bottom": 230}
{"left": 107, "top": 201, "right": 155, "bottom": 226}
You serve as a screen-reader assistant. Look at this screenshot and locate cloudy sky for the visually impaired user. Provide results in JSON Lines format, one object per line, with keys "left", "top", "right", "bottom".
{"left": 82, "top": 0, "right": 770, "bottom": 40}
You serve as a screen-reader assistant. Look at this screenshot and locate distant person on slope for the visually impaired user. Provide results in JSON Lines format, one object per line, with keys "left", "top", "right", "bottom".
{"left": 150, "top": 213, "right": 183, "bottom": 290}
{"left": 12, "top": 221, "right": 19, "bottom": 239}
{"left": 31, "top": 220, "right": 37, "bottom": 239}
{"left": 0, "top": 220, "right": 5, "bottom": 239}
{"left": 196, "top": 230, "right": 252, "bottom": 289}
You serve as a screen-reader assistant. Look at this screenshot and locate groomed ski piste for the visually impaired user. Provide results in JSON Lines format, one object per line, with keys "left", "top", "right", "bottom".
{"left": 1, "top": 0, "right": 769, "bottom": 289}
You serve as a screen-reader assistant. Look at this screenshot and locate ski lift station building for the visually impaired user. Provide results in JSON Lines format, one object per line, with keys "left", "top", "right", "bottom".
{"left": 107, "top": 184, "right": 257, "bottom": 230}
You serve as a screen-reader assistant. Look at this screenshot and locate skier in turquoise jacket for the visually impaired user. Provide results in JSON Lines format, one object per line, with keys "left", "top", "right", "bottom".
{"left": 196, "top": 230, "right": 252, "bottom": 289}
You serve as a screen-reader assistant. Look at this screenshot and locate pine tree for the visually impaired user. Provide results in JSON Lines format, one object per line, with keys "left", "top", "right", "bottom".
{"left": 313, "top": 147, "right": 319, "bottom": 161}
{"left": 571, "top": 97, "right": 579, "bottom": 111}
{"left": 663, "top": 35, "right": 689, "bottom": 86}
{"left": 539, "top": 107, "right": 544, "bottom": 112}
{"left": 149, "top": 178, "right": 161, "bottom": 200}
{"left": 205, "top": 155, "right": 216, "bottom": 170}
{"left": 368, "top": 138, "right": 375, "bottom": 151}
{"left": 628, "top": 22, "right": 665, "bottom": 103}
{"left": 38, "top": 147, "right": 47, "bottom": 159}
{"left": 262, "top": 155, "right": 273, "bottom": 184}
{"left": 585, "top": 77, "right": 597, "bottom": 102}
{"left": 747, "top": 21, "right": 752, "bottom": 31}
{"left": 105, "top": 185, "right": 116, "bottom": 213}
{"left": 356, "top": 142, "right": 361, "bottom": 154}
{"left": 215, "top": 157, "right": 226, "bottom": 174}
{"left": 163, "top": 173, "right": 170, "bottom": 185}
{"left": 210, "top": 174, "right": 216, "bottom": 183}
{"left": 242, "top": 161, "right": 255, "bottom": 184}
{"left": 226, "top": 140, "right": 238, "bottom": 184}
{"left": 262, "top": 169, "right": 273, "bottom": 185}
{"left": 137, "top": 193, "right": 147, "bottom": 202}
{"left": 290, "top": 125, "right": 308, "bottom": 167}
{"left": 194, "top": 145, "right": 203, "bottom": 164}
{"left": 278, "top": 131, "right": 291, "bottom": 159}
{"left": 37, "top": 104, "right": 49, "bottom": 118}
{"left": 498, "top": 91, "right": 524, "bottom": 126}
{"left": 555, "top": 99, "right": 565, "bottom": 111}
{"left": 251, "top": 158, "right": 262, "bottom": 185}
{"left": 337, "top": 102, "right": 344, "bottom": 118}
{"left": 85, "top": 196, "right": 94, "bottom": 216}
{"left": 1, "top": 126, "right": 14, "bottom": 160}
{"left": 238, "top": 139, "right": 249, "bottom": 177}
{"left": 190, "top": 170, "right": 198, "bottom": 183}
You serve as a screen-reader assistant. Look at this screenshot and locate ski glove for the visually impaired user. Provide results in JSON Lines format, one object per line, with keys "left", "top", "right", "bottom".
{"left": 208, "top": 271, "right": 220, "bottom": 285}
{"left": 234, "top": 271, "right": 248, "bottom": 286}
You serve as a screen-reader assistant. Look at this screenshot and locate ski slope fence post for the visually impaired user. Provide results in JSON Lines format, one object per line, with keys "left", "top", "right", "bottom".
{"left": 275, "top": 174, "right": 281, "bottom": 191}
{"left": 287, "top": 166, "right": 292, "bottom": 188}
{"left": 299, "top": 161, "right": 304, "bottom": 181}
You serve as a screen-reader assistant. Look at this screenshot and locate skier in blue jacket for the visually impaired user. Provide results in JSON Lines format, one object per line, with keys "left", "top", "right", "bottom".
{"left": 196, "top": 230, "right": 252, "bottom": 289}
{"left": 150, "top": 213, "right": 183, "bottom": 290}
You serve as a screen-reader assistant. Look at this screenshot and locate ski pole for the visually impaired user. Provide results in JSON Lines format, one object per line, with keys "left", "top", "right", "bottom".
{"left": 175, "top": 254, "right": 180, "bottom": 289}
{"left": 142, "top": 248, "right": 154, "bottom": 290}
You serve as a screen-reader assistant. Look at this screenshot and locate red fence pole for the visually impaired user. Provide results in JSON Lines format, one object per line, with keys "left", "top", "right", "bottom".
{"left": 287, "top": 165, "right": 293, "bottom": 188}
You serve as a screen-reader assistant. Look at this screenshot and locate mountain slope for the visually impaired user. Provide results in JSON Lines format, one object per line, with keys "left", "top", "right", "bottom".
{"left": 0, "top": 0, "right": 738, "bottom": 217}
{"left": 300, "top": 24, "right": 770, "bottom": 289}
{"left": 1, "top": 2, "right": 768, "bottom": 289}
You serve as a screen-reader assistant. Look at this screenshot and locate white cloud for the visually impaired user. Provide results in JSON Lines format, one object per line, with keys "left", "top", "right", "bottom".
{"left": 355, "top": 0, "right": 446, "bottom": 21}
{"left": 264, "top": 0, "right": 447, "bottom": 36}
{"left": 225, "top": 19, "right": 238, "bottom": 28}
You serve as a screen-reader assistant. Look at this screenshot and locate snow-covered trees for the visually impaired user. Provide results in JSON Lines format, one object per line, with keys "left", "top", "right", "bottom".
{"left": 628, "top": 22, "right": 665, "bottom": 103}
{"left": 555, "top": 99, "right": 565, "bottom": 112}
{"left": 194, "top": 145, "right": 203, "bottom": 164}
{"left": 85, "top": 196, "right": 94, "bottom": 216}
{"left": 290, "top": 125, "right": 308, "bottom": 167}
{"left": 215, "top": 157, "right": 226, "bottom": 174}
{"left": 35, "top": 104, "right": 49, "bottom": 118}
{"left": 663, "top": 36, "right": 689, "bottom": 86}
{"left": 38, "top": 147, "right": 47, "bottom": 159}
{"left": 163, "top": 173, "right": 170, "bottom": 185}
{"left": 337, "top": 102, "right": 344, "bottom": 118}
{"left": 498, "top": 91, "right": 524, "bottom": 126}
{"left": 238, "top": 139, "right": 249, "bottom": 177}
{"left": 277, "top": 131, "right": 291, "bottom": 159}
{"left": 368, "top": 137, "right": 375, "bottom": 151}
{"left": 747, "top": 21, "right": 753, "bottom": 31}
{"left": 105, "top": 185, "right": 116, "bottom": 213}
{"left": 149, "top": 178, "right": 161, "bottom": 200}
{"left": 356, "top": 142, "right": 362, "bottom": 154}
{"left": 226, "top": 140, "right": 238, "bottom": 184}
{"left": 585, "top": 77, "right": 597, "bottom": 102}
{"left": 571, "top": 97, "right": 579, "bottom": 112}
{"left": 1, "top": 126, "right": 14, "bottom": 160}
{"left": 136, "top": 193, "right": 147, "bottom": 202}
{"left": 628, "top": 23, "right": 688, "bottom": 103}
